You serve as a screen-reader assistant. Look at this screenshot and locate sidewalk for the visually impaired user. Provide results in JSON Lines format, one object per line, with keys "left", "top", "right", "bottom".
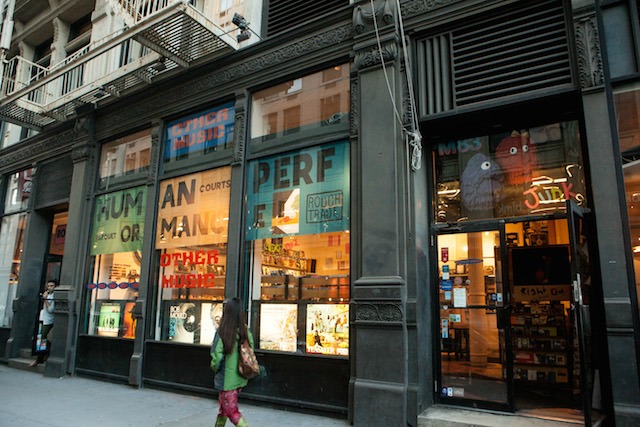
{"left": 0, "top": 364, "right": 351, "bottom": 427}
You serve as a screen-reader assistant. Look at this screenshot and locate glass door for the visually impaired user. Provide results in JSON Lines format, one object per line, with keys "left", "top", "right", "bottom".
{"left": 567, "top": 200, "right": 600, "bottom": 426}
{"left": 436, "top": 226, "right": 512, "bottom": 410}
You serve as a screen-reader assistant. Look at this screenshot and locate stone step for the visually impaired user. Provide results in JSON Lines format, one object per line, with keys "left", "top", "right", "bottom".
{"left": 8, "top": 357, "right": 45, "bottom": 374}
{"left": 418, "top": 406, "right": 598, "bottom": 427}
{"left": 19, "top": 348, "right": 34, "bottom": 359}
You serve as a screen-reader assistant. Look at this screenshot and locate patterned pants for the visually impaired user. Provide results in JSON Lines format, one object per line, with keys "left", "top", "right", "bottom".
{"left": 218, "top": 388, "right": 243, "bottom": 425}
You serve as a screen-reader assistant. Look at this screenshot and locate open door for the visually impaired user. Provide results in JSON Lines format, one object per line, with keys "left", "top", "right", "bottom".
{"left": 435, "top": 224, "right": 514, "bottom": 411}
{"left": 567, "top": 200, "right": 600, "bottom": 426}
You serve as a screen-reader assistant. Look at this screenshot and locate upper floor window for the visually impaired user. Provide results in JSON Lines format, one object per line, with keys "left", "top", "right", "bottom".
{"left": 99, "top": 129, "right": 152, "bottom": 189}
{"left": 4, "top": 169, "right": 33, "bottom": 214}
{"left": 250, "top": 64, "right": 349, "bottom": 144}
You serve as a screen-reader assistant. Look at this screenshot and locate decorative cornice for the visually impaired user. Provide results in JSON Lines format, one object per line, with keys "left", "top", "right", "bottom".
{"left": 574, "top": 15, "right": 603, "bottom": 89}
{"left": 53, "top": 299, "right": 70, "bottom": 314}
{"left": 355, "top": 302, "right": 403, "bottom": 322}
{"left": 102, "top": 24, "right": 353, "bottom": 129}
{"left": 353, "top": 0, "right": 395, "bottom": 34}
{"left": 400, "top": 0, "right": 459, "bottom": 17}
{"left": 354, "top": 39, "right": 398, "bottom": 70}
{"left": 0, "top": 127, "right": 76, "bottom": 170}
{"left": 71, "top": 145, "right": 92, "bottom": 163}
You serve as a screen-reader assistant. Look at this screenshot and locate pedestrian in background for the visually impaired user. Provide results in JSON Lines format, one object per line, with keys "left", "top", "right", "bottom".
{"left": 30, "top": 279, "right": 57, "bottom": 367}
{"left": 211, "top": 297, "right": 253, "bottom": 427}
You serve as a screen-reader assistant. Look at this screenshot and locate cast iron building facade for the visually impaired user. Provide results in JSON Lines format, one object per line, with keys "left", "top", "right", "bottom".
{"left": 0, "top": 0, "right": 639, "bottom": 426}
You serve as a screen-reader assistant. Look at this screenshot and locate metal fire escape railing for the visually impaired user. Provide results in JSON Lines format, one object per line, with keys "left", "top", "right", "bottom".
{"left": 0, "top": 0, "right": 240, "bottom": 130}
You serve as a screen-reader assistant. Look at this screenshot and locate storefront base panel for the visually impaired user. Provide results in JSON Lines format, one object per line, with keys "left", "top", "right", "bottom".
{"left": 245, "top": 352, "right": 348, "bottom": 414}
{"left": 144, "top": 341, "right": 214, "bottom": 389}
{"left": 143, "top": 342, "right": 348, "bottom": 413}
{"left": 0, "top": 327, "right": 9, "bottom": 361}
{"left": 76, "top": 335, "right": 133, "bottom": 378}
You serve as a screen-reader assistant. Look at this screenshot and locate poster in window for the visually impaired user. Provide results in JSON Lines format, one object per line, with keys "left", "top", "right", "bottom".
{"left": 97, "top": 303, "right": 121, "bottom": 337}
{"left": 156, "top": 167, "right": 231, "bottom": 249}
{"left": 164, "top": 102, "right": 235, "bottom": 161}
{"left": 246, "top": 141, "right": 350, "bottom": 240}
{"left": 200, "top": 302, "right": 223, "bottom": 345}
{"left": 122, "top": 302, "right": 136, "bottom": 339}
{"left": 259, "top": 304, "right": 297, "bottom": 352}
{"left": 306, "top": 304, "right": 349, "bottom": 356}
{"left": 91, "top": 186, "right": 146, "bottom": 255}
{"left": 167, "top": 302, "right": 199, "bottom": 343}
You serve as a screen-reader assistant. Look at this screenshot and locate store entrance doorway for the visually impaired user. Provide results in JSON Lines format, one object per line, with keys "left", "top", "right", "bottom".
{"left": 436, "top": 215, "right": 599, "bottom": 425}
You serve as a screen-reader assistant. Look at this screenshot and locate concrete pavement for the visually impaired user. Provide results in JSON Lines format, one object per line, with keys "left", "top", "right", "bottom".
{"left": 0, "top": 364, "right": 351, "bottom": 427}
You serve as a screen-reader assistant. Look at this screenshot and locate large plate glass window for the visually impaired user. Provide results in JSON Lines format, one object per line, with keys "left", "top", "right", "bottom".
{"left": 0, "top": 169, "right": 32, "bottom": 327}
{"left": 154, "top": 167, "right": 231, "bottom": 344}
{"left": 246, "top": 141, "right": 350, "bottom": 355}
{"left": 84, "top": 186, "right": 146, "bottom": 339}
{"left": 435, "top": 121, "right": 586, "bottom": 222}
{"left": 250, "top": 64, "right": 350, "bottom": 144}
{"left": 99, "top": 129, "right": 151, "bottom": 189}
{"left": 614, "top": 85, "right": 640, "bottom": 314}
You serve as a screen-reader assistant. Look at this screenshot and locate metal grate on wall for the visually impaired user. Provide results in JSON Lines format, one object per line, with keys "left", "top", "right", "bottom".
{"left": 266, "top": 0, "right": 348, "bottom": 37}
{"left": 417, "top": 0, "right": 573, "bottom": 117}
{"left": 35, "top": 156, "right": 73, "bottom": 208}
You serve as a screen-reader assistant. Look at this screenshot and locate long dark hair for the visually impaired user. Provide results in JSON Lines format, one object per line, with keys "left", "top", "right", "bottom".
{"left": 217, "top": 297, "right": 248, "bottom": 355}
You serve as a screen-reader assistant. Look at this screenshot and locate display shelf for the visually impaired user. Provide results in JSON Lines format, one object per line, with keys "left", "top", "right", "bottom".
{"left": 510, "top": 301, "right": 571, "bottom": 385}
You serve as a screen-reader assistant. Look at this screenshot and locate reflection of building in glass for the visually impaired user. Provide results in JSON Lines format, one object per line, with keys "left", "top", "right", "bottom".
{"left": 251, "top": 65, "right": 350, "bottom": 140}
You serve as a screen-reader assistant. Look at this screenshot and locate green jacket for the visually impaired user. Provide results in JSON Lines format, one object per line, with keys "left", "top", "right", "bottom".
{"left": 210, "top": 329, "right": 254, "bottom": 391}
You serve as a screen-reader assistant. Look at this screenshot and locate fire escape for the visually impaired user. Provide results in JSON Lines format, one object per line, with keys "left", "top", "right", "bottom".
{"left": 0, "top": 0, "right": 240, "bottom": 130}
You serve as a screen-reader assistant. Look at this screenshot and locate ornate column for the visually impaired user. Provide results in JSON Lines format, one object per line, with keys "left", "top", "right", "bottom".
{"left": 573, "top": 1, "right": 640, "bottom": 424}
{"left": 45, "top": 117, "right": 96, "bottom": 377}
{"left": 350, "top": 1, "right": 409, "bottom": 426}
{"left": 128, "top": 119, "right": 161, "bottom": 386}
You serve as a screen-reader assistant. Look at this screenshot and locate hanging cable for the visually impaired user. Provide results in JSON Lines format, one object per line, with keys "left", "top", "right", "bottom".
{"left": 370, "top": 0, "right": 423, "bottom": 171}
{"left": 395, "top": 0, "right": 422, "bottom": 171}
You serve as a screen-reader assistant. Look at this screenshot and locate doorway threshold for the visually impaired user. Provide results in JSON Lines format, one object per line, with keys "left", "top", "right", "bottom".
{"left": 418, "top": 405, "right": 594, "bottom": 427}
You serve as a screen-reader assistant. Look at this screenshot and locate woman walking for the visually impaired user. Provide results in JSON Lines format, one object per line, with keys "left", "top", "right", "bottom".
{"left": 211, "top": 297, "right": 253, "bottom": 427}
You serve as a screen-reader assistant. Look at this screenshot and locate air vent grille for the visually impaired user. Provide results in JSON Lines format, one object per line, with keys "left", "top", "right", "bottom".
{"left": 267, "top": 0, "right": 348, "bottom": 37}
{"left": 417, "top": 0, "right": 573, "bottom": 116}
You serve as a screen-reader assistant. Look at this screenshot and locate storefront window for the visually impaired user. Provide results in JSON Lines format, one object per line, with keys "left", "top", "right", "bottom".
{"left": 250, "top": 64, "right": 350, "bottom": 142}
{"left": 0, "top": 213, "right": 27, "bottom": 327}
{"left": 0, "top": 168, "right": 32, "bottom": 327}
{"left": 434, "top": 121, "right": 586, "bottom": 222}
{"left": 4, "top": 169, "right": 33, "bottom": 214}
{"left": 246, "top": 141, "right": 350, "bottom": 356}
{"left": 99, "top": 129, "right": 151, "bottom": 189}
{"left": 163, "top": 102, "right": 235, "bottom": 163}
{"left": 85, "top": 186, "right": 146, "bottom": 339}
{"left": 615, "top": 86, "right": 640, "bottom": 313}
{"left": 154, "top": 167, "right": 231, "bottom": 344}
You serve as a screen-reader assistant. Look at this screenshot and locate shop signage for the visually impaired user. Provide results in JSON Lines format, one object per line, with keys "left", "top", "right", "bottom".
{"left": 512, "top": 284, "right": 571, "bottom": 302}
{"left": 91, "top": 186, "right": 146, "bottom": 255}
{"left": 246, "top": 141, "right": 350, "bottom": 240}
{"left": 156, "top": 167, "right": 231, "bottom": 248}
{"left": 441, "top": 247, "right": 449, "bottom": 263}
{"left": 164, "top": 102, "right": 234, "bottom": 161}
